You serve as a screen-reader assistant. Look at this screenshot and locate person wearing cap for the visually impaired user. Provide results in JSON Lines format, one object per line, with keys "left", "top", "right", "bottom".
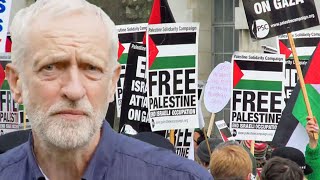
{"left": 271, "top": 147, "right": 313, "bottom": 176}
{"left": 261, "top": 156, "right": 304, "bottom": 180}
{"left": 196, "top": 138, "right": 223, "bottom": 168}
{"left": 306, "top": 116, "right": 320, "bottom": 180}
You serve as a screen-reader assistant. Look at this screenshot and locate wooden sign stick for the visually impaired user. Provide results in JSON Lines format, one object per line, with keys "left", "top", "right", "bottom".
{"left": 202, "top": 128, "right": 212, "bottom": 160}
{"left": 250, "top": 140, "right": 255, "bottom": 155}
{"left": 169, "top": 129, "right": 175, "bottom": 145}
{"left": 207, "top": 113, "right": 216, "bottom": 137}
{"left": 287, "top": 32, "right": 318, "bottom": 140}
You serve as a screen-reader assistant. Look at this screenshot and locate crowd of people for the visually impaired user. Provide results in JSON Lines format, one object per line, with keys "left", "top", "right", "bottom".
{"left": 194, "top": 116, "right": 319, "bottom": 180}
{"left": 193, "top": 127, "right": 318, "bottom": 180}
{"left": 0, "top": 0, "right": 319, "bottom": 179}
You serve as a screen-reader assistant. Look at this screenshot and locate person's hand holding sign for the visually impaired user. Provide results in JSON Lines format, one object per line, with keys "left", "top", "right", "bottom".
{"left": 306, "top": 116, "right": 319, "bottom": 149}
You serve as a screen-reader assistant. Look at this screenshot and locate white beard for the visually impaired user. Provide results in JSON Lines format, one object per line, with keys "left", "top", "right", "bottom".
{"left": 22, "top": 86, "right": 108, "bottom": 149}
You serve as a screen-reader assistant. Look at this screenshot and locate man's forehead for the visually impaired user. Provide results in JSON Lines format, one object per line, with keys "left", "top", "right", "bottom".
{"left": 25, "top": 10, "right": 110, "bottom": 51}
{"left": 30, "top": 9, "right": 108, "bottom": 36}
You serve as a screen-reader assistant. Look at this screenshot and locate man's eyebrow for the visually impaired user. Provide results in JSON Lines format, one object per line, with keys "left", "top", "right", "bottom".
{"left": 33, "top": 53, "right": 70, "bottom": 68}
{"left": 78, "top": 54, "right": 106, "bottom": 67}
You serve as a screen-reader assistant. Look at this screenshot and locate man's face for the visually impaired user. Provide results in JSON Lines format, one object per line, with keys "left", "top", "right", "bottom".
{"left": 11, "top": 12, "right": 120, "bottom": 149}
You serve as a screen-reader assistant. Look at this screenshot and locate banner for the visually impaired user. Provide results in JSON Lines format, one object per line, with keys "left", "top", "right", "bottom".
{"left": 230, "top": 52, "right": 285, "bottom": 141}
{"left": 0, "top": 53, "right": 26, "bottom": 135}
{"left": 116, "top": 23, "right": 147, "bottom": 117}
{"left": 0, "top": 1, "right": 11, "bottom": 52}
{"left": 165, "top": 129, "right": 193, "bottom": 158}
{"left": 242, "top": 0, "right": 319, "bottom": 40}
{"left": 119, "top": 43, "right": 149, "bottom": 134}
{"left": 278, "top": 30, "right": 320, "bottom": 103}
{"left": 147, "top": 23, "right": 199, "bottom": 131}
{"left": 204, "top": 62, "right": 232, "bottom": 113}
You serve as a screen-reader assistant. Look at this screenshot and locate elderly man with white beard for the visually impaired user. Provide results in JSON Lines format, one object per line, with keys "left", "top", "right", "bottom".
{"left": 0, "top": 0, "right": 212, "bottom": 180}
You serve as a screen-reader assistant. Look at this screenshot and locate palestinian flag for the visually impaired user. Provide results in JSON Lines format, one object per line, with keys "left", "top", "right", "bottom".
{"left": 149, "top": 30, "right": 197, "bottom": 70}
{"left": 233, "top": 58, "right": 284, "bottom": 92}
{"left": 272, "top": 43, "right": 320, "bottom": 151}
{"left": 145, "top": 0, "right": 176, "bottom": 66}
{"left": 117, "top": 24, "right": 147, "bottom": 64}
{"left": 277, "top": 31, "right": 320, "bottom": 104}
{"left": 280, "top": 38, "right": 317, "bottom": 60}
{"left": 278, "top": 31, "right": 320, "bottom": 61}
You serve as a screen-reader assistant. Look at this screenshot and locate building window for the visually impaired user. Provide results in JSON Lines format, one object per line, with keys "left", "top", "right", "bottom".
{"left": 212, "top": 0, "right": 239, "bottom": 67}
{"left": 211, "top": 0, "right": 239, "bottom": 124}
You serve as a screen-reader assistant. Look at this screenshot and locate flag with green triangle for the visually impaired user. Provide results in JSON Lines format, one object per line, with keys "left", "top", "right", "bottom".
{"left": 277, "top": 30, "right": 320, "bottom": 104}
{"left": 272, "top": 42, "right": 320, "bottom": 151}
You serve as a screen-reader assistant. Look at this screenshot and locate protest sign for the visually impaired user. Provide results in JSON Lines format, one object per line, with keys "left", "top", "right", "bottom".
{"left": 165, "top": 129, "right": 193, "bottom": 158}
{"left": 204, "top": 61, "right": 231, "bottom": 113}
{"left": 115, "top": 23, "right": 147, "bottom": 117}
{"left": 215, "top": 120, "right": 232, "bottom": 142}
{"left": 147, "top": 23, "right": 199, "bottom": 131}
{"left": 0, "top": 53, "right": 26, "bottom": 135}
{"left": 0, "top": 1, "right": 11, "bottom": 52}
{"left": 242, "top": 0, "right": 319, "bottom": 40}
{"left": 278, "top": 30, "right": 320, "bottom": 103}
{"left": 230, "top": 52, "right": 285, "bottom": 141}
{"left": 204, "top": 61, "right": 232, "bottom": 136}
{"left": 119, "top": 43, "right": 149, "bottom": 134}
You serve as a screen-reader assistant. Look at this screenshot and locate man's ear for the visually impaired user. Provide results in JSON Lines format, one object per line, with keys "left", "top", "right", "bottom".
{"left": 5, "top": 64, "right": 23, "bottom": 104}
{"left": 108, "top": 64, "right": 121, "bottom": 102}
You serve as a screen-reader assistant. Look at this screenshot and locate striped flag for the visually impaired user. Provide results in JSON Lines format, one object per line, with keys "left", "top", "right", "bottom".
{"left": 233, "top": 59, "right": 283, "bottom": 92}
{"left": 278, "top": 31, "right": 320, "bottom": 60}
{"left": 149, "top": 30, "right": 197, "bottom": 70}
{"left": 272, "top": 43, "right": 320, "bottom": 152}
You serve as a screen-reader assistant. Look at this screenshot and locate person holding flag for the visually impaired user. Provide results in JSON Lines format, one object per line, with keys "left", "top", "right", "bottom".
{"left": 306, "top": 116, "right": 320, "bottom": 180}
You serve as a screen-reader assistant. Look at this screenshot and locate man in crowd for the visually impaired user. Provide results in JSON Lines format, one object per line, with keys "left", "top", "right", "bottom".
{"left": 271, "top": 146, "right": 313, "bottom": 177}
{"left": 0, "top": 0, "right": 213, "bottom": 179}
{"left": 260, "top": 157, "right": 304, "bottom": 180}
{"left": 210, "top": 145, "right": 252, "bottom": 180}
{"left": 196, "top": 138, "right": 222, "bottom": 169}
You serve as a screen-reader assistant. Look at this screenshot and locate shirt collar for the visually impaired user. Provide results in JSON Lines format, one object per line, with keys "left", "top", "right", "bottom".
{"left": 26, "top": 121, "right": 116, "bottom": 180}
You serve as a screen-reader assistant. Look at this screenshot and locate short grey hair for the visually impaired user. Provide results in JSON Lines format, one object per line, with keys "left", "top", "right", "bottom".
{"left": 10, "top": 0, "right": 118, "bottom": 71}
